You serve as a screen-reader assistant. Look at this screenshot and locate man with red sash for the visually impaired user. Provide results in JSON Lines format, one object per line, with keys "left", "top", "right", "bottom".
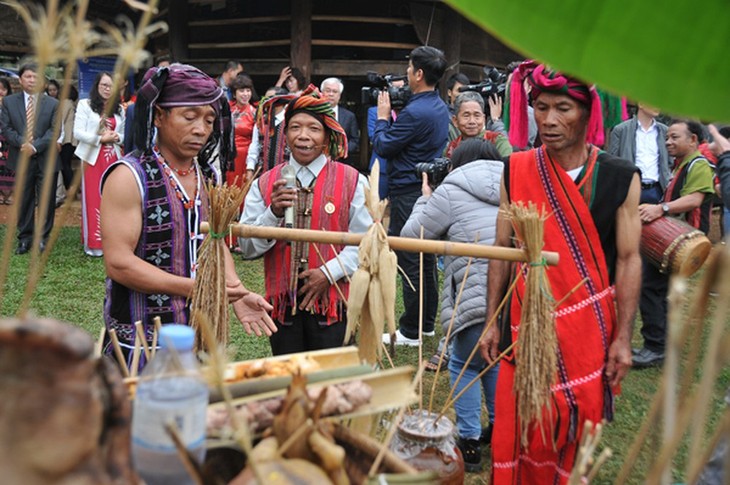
{"left": 480, "top": 61, "right": 642, "bottom": 483}
{"left": 240, "top": 86, "right": 372, "bottom": 356}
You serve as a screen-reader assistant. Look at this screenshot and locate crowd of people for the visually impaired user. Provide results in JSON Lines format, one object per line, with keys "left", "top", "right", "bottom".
{"left": 0, "top": 46, "right": 728, "bottom": 483}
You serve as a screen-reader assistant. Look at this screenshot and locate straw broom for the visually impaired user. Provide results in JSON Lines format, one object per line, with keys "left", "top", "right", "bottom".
{"left": 189, "top": 181, "right": 246, "bottom": 351}
{"left": 508, "top": 201, "right": 557, "bottom": 447}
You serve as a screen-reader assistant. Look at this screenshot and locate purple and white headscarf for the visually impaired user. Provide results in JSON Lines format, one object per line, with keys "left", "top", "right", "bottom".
{"left": 134, "top": 63, "right": 235, "bottom": 178}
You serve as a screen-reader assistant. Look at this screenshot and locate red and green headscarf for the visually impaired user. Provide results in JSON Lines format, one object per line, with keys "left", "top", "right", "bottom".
{"left": 508, "top": 60, "right": 604, "bottom": 148}
{"left": 284, "top": 85, "right": 348, "bottom": 161}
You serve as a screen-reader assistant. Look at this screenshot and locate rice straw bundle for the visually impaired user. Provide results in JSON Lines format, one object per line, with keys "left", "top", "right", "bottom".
{"left": 507, "top": 201, "right": 557, "bottom": 447}
{"left": 189, "top": 181, "right": 246, "bottom": 351}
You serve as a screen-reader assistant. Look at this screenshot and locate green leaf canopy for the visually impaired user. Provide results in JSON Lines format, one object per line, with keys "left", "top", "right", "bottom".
{"left": 447, "top": 0, "right": 730, "bottom": 122}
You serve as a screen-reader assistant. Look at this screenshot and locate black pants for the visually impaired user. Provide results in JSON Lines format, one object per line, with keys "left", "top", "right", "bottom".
{"left": 639, "top": 184, "right": 668, "bottom": 352}
{"left": 269, "top": 307, "right": 347, "bottom": 356}
{"left": 388, "top": 188, "right": 438, "bottom": 340}
{"left": 17, "top": 156, "right": 56, "bottom": 244}
{"left": 59, "top": 143, "right": 75, "bottom": 190}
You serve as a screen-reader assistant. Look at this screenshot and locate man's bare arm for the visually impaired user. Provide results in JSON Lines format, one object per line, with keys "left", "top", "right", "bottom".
{"left": 100, "top": 165, "right": 195, "bottom": 297}
{"left": 480, "top": 177, "right": 514, "bottom": 363}
{"left": 607, "top": 174, "right": 642, "bottom": 387}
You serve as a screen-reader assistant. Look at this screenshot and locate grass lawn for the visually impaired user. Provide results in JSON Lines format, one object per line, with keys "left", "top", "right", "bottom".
{"left": 1, "top": 225, "right": 728, "bottom": 483}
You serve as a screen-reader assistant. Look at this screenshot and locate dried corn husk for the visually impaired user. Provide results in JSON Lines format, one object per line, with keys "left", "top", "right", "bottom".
{"left": 346, "top": 161, "right": 398, "bottom": 364}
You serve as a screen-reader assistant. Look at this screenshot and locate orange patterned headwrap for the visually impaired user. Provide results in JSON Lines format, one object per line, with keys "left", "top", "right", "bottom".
{"left": 284, "top": 85, "right": 348, "bottom": 160}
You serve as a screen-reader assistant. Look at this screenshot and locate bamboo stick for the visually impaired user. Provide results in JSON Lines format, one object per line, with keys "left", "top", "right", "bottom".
{"left": 311, "top": 243, "right": 348, "bottom": 304}
{"left": 135, "top": 320, "right": 152, "bottom": 361}
{"left": 686, "top": 249, "right": 730, "bottom": 477}
{"left": 130, "top": 333, "right": 142, "bottom": 378}
{"left": 441, "top": 274, "right": 521, "bottom": 411}
{"left": 329, "top": 243, "right": 352, "bottom": 283}
{"left": 205, "top": 223, "right": 560, "bottom": 265}
{"left": 380, "top": 342, "right": 395, "bottom": 369}
{"left": 679, "top": 249, "right": 720, "bottom": 396}
{"left": 163, "top": 423, "right": 204, "bottom": 485}
{"left": 685, "top": 407, "right": 730, "bottom": 484}
{"left": 428, "top": 255, "right": 474, "bottom": 414}
{"left": 94, "top": 326, "right": 106, "bottom": 358}
{"left": 553, "top": 277, "right": 589, "bottom": 309}
{"left": 417, "top": 226, "right": 424, "bottom": 413}
{"left": 613, "top": 376, "right": 666, "bottom": 484}
{"left": 585, "top": 448, "right": 612, "bottom": 483}
{"left": 661, "top": 277, "right": 686, "bottom": 485}
{"left": 151, "top": 316, "right": 162, "bottom": 359}
{"left": 436, "top": 341, "right": 517, "bottom": 423}
{"left": 108, "top": 329, "right": 130, "bottom": 378}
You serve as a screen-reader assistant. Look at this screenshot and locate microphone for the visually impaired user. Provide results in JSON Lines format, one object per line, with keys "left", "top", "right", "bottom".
{"left": 281, "top": 165, "right": 297, "bottom": 229}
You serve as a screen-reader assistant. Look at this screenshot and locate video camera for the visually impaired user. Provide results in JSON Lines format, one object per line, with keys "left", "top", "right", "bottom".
{"left": 415, "top": 157, "right": 451, "bottom": 188}
{"left": 361, "top": 72, "right": 412, "bottom": 109}
{"left": 458, "top": 66, "right": 508, "bottom": 101}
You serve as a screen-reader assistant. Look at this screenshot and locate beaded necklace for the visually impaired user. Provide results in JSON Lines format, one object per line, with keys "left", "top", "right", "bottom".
{"left": 153, "top": 149, "right": 203, "bottom": 278}
{"left": 156, "top": 151, "right": 199, "bottom": 210}
{"left": 170, "top": 164, "right": 195, "bottom": 177}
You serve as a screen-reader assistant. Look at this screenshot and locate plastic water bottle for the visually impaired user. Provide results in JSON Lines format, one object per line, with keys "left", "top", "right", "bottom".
{"left": 131, "top": 324, "right": 209, "bottom": 485}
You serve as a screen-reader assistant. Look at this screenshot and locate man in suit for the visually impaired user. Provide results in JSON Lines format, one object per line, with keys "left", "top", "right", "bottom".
{"left": 0, "top": 62, "right": 59, "bottom": 254}
{"left": 321, "top": 77, "right": 359, "bottom": 165}
{"left": 608, "top": 103, "right": 671, "bottom": 368}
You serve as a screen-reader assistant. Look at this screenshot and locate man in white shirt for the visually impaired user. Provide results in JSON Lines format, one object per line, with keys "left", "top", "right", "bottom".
{"left": 240, "top": 88, "right": 372, "bottom": 355}
{"left": 321, "top": 77, "right": 359, "bottom": 164}
{"left": 608, "top": 103, "right": 670, "bottom": 368}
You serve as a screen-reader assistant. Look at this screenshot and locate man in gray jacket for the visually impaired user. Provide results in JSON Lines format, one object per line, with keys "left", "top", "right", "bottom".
{"left": 608, "top": 103, "right": 671, "bottom": 368}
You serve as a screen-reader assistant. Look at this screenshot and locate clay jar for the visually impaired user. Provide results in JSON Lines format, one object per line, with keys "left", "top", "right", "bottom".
{"left": 390, "top": 409, "right": 465, "bottom": 485}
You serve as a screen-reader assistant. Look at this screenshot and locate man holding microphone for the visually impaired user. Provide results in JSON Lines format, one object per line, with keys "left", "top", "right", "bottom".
{"left": 239, "top": 87, "right": 372, "bottom": 356}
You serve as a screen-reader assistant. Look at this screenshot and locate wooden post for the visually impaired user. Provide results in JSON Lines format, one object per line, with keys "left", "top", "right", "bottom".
{"left": 168, "top": 0, "right": 189, "bottom": 62}
{"left": 442, "top": 5, "right": 462, "bottom": 97}
{"left": 290, "top": 0, "right": 312, "bottom": 82}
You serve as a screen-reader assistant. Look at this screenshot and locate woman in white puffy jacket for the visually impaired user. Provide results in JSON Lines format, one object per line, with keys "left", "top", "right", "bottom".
{"left": 401, "top": 138, "right": 503, "bottom": 472}
{"left": 74, "top": 72, "right": 124, "bottom": 256}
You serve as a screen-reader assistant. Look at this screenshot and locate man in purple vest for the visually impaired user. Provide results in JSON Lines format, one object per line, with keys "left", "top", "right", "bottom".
{"left": 240, "top": 86, "right": 372, "bottom": 356}
{"left": 100, "top": 64, "right": 275, "bottom": 367}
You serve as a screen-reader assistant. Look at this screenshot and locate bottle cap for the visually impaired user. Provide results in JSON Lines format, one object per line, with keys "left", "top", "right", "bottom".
{"left": 159, "top": 324, "right": 195, "bottom": 351}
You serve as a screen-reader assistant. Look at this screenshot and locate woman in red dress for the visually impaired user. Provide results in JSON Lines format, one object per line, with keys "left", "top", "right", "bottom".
{"left": 74, "top": 72, "right": 124, "bottom": 256}
{"left": 226, "top": 74, "right": 257, "bottom": 187}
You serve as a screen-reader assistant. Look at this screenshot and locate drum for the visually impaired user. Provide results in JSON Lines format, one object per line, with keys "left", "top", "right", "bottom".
{"left": 640, "top": 217, "right": 711, "bottom": 277}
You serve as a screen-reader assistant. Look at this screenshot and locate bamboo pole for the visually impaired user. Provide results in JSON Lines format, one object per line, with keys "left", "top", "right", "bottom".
{"left": 417, "top": 227, "right": 424, "bottom": 413}
{"left": 661, "top": 277, "right": 686, "bottom": 485}
{"left": 428, "top": 255, "right": 473, "bottom": 414}
{"left": 204, "top": 223, "right": 560, "bottom": 265}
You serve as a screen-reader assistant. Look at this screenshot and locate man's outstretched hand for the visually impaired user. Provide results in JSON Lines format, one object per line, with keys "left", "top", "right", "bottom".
{"left": 233, "top": 292, "right": 277, "bottom": 337}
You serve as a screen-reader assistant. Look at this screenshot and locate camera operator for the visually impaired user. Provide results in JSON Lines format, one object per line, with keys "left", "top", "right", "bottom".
{"left": 445, "top": 91, "right": 512, "bottom": 159}
{"left": 367, "top": 77, "right": 406, "bottom": 200}
{"left": 373, "top": 45, "right": 449, "bottom": 346}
